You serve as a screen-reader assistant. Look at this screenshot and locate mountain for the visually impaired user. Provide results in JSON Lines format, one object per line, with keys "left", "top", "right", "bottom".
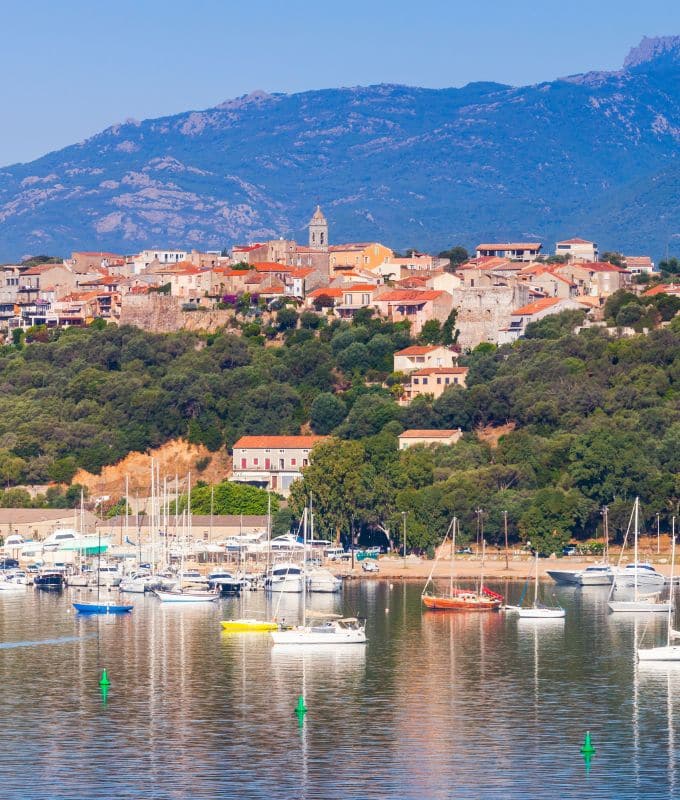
{"left": 2, "top": 36, "right": 680, "bottom": 261}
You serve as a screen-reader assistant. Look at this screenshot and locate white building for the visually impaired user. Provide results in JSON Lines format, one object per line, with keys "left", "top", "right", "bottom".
{"left": 555, "top": 238, "right": 599, "bottom": 263}
{"left": 498, "top": 297, "right": 583, "bottom": 344}
{"left": 476, "top": 242, "right": 542, "bottom": 262}
{"left": 393, "top": 345, "right": 458, "bottom": 375}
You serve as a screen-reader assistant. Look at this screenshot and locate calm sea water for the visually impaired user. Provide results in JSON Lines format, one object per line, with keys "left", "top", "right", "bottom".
{"left": 0, "top": 580, "right": 678, "bottom": 800}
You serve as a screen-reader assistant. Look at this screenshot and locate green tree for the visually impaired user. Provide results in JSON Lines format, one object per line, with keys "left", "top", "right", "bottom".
{"left": 0, "top": 450, "right": 26, "bottom": 486}
{"left": 419, "top": 320, "right": 442, "bottom": 344}
{"left": 310, "top": 393, "right": 347, "bottom": 434}
{"left": 277, "top": 307, "right": 299, "bottom": 331}
{"left": 438, "top": 246, "right": 469, "bottom": 269}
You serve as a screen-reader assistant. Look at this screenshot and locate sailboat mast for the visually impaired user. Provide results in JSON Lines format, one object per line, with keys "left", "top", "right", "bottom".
{"left": 302, "top": 506, "right": 308, "bottom": 628}
{"left": 479, "top": 538, "right": 485, "bottom": 596}
{"left": 534, "top": 552, "right": 539, "bottom": 607}
{"left": 634, "top": 497, "right": 639, "bottom": 603}
{"left": 669, "top": 519, "right": 675, "bottom": 648}
{"left": 266, "top": 489, "right": 272, "bottom": 575}
{"left": 449, "top": 517, "right": 455, "bottom": 596}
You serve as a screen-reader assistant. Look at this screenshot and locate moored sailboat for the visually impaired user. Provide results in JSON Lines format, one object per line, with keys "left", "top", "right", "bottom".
{"left": 638, "top": 526, "right": 680, "bottom": 661}
{"left": 421, "top": 517, "right": 502, "bottom": 612}
{"left": 508, "top": 552, "right": 566, "bottom": 619}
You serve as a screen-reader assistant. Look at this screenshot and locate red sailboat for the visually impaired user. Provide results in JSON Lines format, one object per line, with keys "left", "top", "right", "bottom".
{"left": 421, "top": 517, "right": 502, "bottom": 612}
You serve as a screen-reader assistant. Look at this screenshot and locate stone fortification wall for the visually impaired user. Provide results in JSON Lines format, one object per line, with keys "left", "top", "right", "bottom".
{"left": 119, "top": 294, "right": 238, "bottom": 334}
{"left": 454, "top": 284, "right": 530, "bottom": 349}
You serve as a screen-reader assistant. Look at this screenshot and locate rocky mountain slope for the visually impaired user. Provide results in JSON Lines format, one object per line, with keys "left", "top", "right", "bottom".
{"left": 2, "top": 36, "right": 680, "bottom": 260}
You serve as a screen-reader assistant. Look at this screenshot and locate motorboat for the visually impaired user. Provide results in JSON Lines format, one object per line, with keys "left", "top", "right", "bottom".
{"left": 546, "top": 569, "right": 580, "bottom": 586}
{"left": 34, "top": 571, "right": 65, "bottom": 591}
{"left": 0, "top": 570, "right": 28, "bottom": 592}
{"left": 177, "top": 569, "right": 208, "bottom": 585}
{"left": 207, "top": 570, "right": 245, "bottom": 595}
{"left": 119, "top": 571, "right": 176, "bottom": 594}
{"left": 269, "top": 534, "right": 305, "bottom": 552}
{"left": 271, "top": 617, "right": 367, "bottom": 645}
{"left": 614, "top": 563, "right": 665, "bottom": 589}
{"left": 154, "top": 588, "right": 219, "bottom": 603}
{"left": 73, "top": 601, "right": 134, "bottom": 614}
{"left": 42, "top": 529, "right": 110, "bottom": 555}
{"left": 265, "top": 563, "right": 304, "bottom": 593}
{"left": 306, "top": 568, "right": 342, "bottom": 593}
{"left": 547, "top": 564, "right": 614, "bottom": 586}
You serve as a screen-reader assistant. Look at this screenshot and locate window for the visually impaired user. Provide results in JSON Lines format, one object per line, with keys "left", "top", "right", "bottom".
{"left": 413, "top": 378, "right": 419, "bottom": 384}
{"left": 303, "top": 459, "right": 308, "bottom": 467}
{"left": 436, "top": 377, "right": 442, "bottom": 385}
{"left": 344, "top": 294, "right": 352, "bottom": 305}
{"left": 454, "top": 377, "right": 459, "bottom": 385}
{"left": 445, "top": 377, "right": 450, "bottom": 384}
{"left": 422, "top": 378, "right": 428, "bottom": 385}
{"left": 291, "top": 458, "right": 297, "bottom": 466}
{"left": 279, "top": 458, "right": 284, "bottom": 469}
{"left": 241, "top": 458, "right": 246, "bottom": 469}
{"left": 253, "top": 458, "right": 258, "bottom": 466}
{"left": 361, "top": 293, "right": 370, "bottom": 305}
{"left": 265, "top": 458, "right": 271, "bottom": 469}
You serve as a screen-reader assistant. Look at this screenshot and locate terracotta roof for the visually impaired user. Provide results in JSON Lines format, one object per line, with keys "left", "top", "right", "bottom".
{"left": 457, "top": 256, "right": 511, "bottom": 271}
{"left": 575, "top": 261, "right": 629, "bottom": 273}
{"left": 342, "top": 283, "right": 377, "bottom": 292}
{"left": 308, "top": 287, "right": 343, "bottom": 298}
{"left": 399, "top": 429, "right": 461, "bottom": 438}
{"left": 234, "top": 435, "right": 328, "bottom": 450}
{"left": 642, "top": 284, "right": 680, "bottom": 297}
{"left": 395, "top": 345, "right": 441, "bottom": 356}
{"left": 289, "top": 268, "right": 314, "bottom": 278}
{"left": 477, "top": 243, "right": 542, "bottom": 251}
{"left": 511, "top": 297, "right": 562, "bottom": 316}
{"left": 232, "top": 244, "right": 265, "bottom": 252}
{"left": 411, "top": 367, "right": 468, "bottom": 376}
{"left": 22, "top": 263, "right": 66, "bottom": 276}
{"left": 625, "top": 256, "right": 653, "bottom": 268}
{"left": 258, "top": 285, "right": 285, "bottom": 295}
{"left": 376, "top": 290, "right": 444, "bottom": 302}
{"left": 253, "top": 262, "right": 293, "bottom": 273}
{"left": 329, "top": 243, "right": 374, "bottom": 252}
{"left": 575, "top": 296, "right": 602, "bottom": 308}
{"left": 72, "top": 251, "right": 123, "bottom": 258}
{"left": 556, "top": 238, "right": 594, "bottom": 245}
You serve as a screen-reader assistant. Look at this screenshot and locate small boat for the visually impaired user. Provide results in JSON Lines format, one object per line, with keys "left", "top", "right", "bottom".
{"left": 271, "top": 617, "right": 367, "bottom": 645}
{"left": 307, "top": 568, "right": 342, "bottom": 593}
{"left": 34, "top": 571, "right": 65, "bottom": 591}
{"left": 154, "top": 589, "right": 218, "bottom": 603}
{"left": 509, "top": 553, "right": 566, "bottom": 619}
{"left": 265, "top": 562, "right": 304, "bottom": 593}
{"left": 73, "top": 601, "right": 134, "bottom": 614}
{"left": 220, "top": 619, "right": 278, "bottom": 632}
{"left": 609, "top": 499, "right": 673, "bottom": 613}
{"left": 547, "top": 564, "right": 615, "bottom": 586}
{"left": 207, "top": 570, "right": 244, "bottom": 595}
{"left": 421, "top": 518, "right": 502, "bottom": 612}
{"left": 638, "top": 529, "right": 680, "bottom": 661}
{"left": 0, "top": 579, "right": 26, "bottom": 592}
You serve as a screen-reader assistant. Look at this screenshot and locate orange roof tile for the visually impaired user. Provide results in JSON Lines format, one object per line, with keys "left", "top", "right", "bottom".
{"left": 234, "top": 435, "right": 328, "bottom": 449}
{"left": 395, "top": 345, "right": 441, "bottom": 356}
{"left": 376, "top": 290, "right": 444, "bottom": 302}
{"left": 399, "top": 429, "right": 461, "bottom": 438}
{"left": 253, "top": 262, "right": 293, "bottom": 273}
{"left": 411, "top": 367, "right": 468, "bottom": 376}
{"left": 556, "top": 238, "right": 594, "bottom": 245}
{"left": 342, "top": 283, "right": 377, "bottom": 292}
{"left": 511, "top": 297, "right": 562, "bottom": 316}
{"left": 308, "top": 287, "right": 343, "bottom": 298}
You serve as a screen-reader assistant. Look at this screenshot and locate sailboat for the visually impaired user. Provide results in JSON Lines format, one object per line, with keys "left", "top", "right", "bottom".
{"left": 271, "top": 506, "right": 367, "bottom": 645}
{"left": 155, "top": 473, "right": 218, "bottom": 604}
{"left": 73, "top": 521, "right": 133, "bottom": 614}
{"left": 608, "top": 498, "right": 672, "bottom": 613}
{"left": 421, "top": 518, "right": 502, "bottom": 611}
{"left": 638, "top": 526, "right": 680, "bottom": 661}
{"left": 513, "top": 552, "right": 566, "bottom": 619}
{"left": 221, "top": 490, "right": 278, "bottom": 632}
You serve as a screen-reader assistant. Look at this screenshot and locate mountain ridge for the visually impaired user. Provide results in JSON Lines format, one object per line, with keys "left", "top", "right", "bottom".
{"left": 2, "top": 36, "right": 680, "bottom": 260}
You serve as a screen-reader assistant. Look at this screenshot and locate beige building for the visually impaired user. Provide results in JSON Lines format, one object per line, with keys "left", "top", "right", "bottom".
{"left": 555, "top": 238, "right": 598, "bottom": 262}
{"left": 393, "top": 345, "right": 458, "bottom": 374}
{"left": 398, "top": 429, "right": 463, "bottom": 449}
{"left": 373, "top": 289, "right": 453, "bottom": 336}
{"left": 0, "top": 508, "right": 99, "bottom": 546}
{"left": 554, "top": 262, "right": 630, "bottom": 297}
{"left": 330, "top": 243, "right": 393, "bottom": 271}
{"left": 400, "top": 366, "right": 469, "bottom": 404}
{"left": 498, "top": 297, "right": 584, "bottom": 344}
{"left": 99, "top": 514, "right": 269, "bottom": 544}
{"left": 475, "top": 243, "right": 542, "bottom": 262}
{"left": 231, "top": 435, "right": 327, "bottom": 496}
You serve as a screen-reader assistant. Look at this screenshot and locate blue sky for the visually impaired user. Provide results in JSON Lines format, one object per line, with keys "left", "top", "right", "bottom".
{"left": 3, "top": 0, "right": 680, "bottom": 165}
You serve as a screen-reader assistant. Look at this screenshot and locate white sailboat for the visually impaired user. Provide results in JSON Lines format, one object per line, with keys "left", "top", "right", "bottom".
{"left": 510, "top": 552, "right": 566, "bottom": 619}
{"left": 609, "top": 498, "right": 672, "bottom": 613}
{"left": 271, "top": 507, "right": 366, "bottom": 645}
{"left": 638, "top": 526, "right": 680, "bottom": 661}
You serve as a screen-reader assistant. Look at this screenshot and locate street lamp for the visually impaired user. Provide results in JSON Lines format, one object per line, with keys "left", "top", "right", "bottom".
{"left": 656, "top": 512, "right": 661, "bottom": 555}
{"left": 503, "top": 510, "right": 509, "bottom": 570}
{"left": 402, "top": 511, "right": 407, "bottom": 567}
{"left": 475, "top": 508, "right": 484, "bottom": 553}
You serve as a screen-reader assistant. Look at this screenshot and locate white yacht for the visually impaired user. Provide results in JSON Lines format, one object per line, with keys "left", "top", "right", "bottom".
{"left": 307, "top": 568, "right": 342, "bottom": 593}
{"left": 547, "top": 564, "right": 614, "bottom": 586}
{"left": 266, "top": 563, "right": 304, "bottom": 593}
{"left": 614, "top": 562, "right": 665, "bottom": 588}
{"left": 269, "top": 534, "right": 305, "bottom": 552}
{"left": 271, "top": 617, "right": 367, "bottom": 645}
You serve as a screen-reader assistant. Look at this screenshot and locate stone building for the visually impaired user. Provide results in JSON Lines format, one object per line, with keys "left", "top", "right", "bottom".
{"left": 453, "top": 283, "right": 531, "bottom": 349}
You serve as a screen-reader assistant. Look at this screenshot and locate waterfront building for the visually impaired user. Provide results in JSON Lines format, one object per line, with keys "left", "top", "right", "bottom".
{"left": 231, "top": 435, "right": 327, "bottom": 495}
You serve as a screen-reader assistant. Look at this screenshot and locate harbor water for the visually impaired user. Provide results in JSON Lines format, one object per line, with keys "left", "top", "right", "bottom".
{"left": 0, "top": 580, "right": 678, "bottom": 799}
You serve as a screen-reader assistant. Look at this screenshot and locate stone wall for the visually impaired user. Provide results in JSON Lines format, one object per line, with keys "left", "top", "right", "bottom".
{"left": 119, "top": 294, "right": 239, "bottom": 334}
{"left": 454, "top": 284, "right": 530, "bottom": 349}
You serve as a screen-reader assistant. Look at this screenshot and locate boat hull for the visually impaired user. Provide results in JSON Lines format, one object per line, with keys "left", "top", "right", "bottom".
{"left": 577, "top": 572, "right": 613, "bottom": 586}
{"left": 638, "top": 645, "right": 680, "bottom": 661}
{"left": 271, "top": 629, "right": 366, "bottom": 645}
{"left": 220, "top": 619, "right": 278, "bottom": 632}
{"left": 422, "top": 594, "right": 500, "bottom": 612}
{"left": 154, "top": 590, "right": 218, "bottom": 603}
{"left": 267, "top": 576, "right": 304, "bottom": 593}
{"left": 608, "top": 601, "right": 672, "bottom": 613}
{"left": 73, "top": 602, "right": 133, "bottom": 614}
{"left": 517, "top": 607, "right": 566, "bottom": 619}
{"left": 546, "top": 570, "right": 581, "bottom": 586}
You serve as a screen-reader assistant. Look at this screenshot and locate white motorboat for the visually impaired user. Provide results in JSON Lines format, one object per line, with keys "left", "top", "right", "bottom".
{"left": 638, "top": 531, "right": 680, "bottom": 661}
{"left": 546, "top": 569, "right": 581, "bottom": 586}
{"left": 266, "top": 563, "right": 304, "bottom": 593}
{"left": 306, "top": 568, "right": 342, "bottom": 593}
{"left": 178, "top": 569, "right": 208, "bottom": 585}
{"left": 0, "top": 571, "right": 27, "bottom": 592}
{"left": 154, "top": 588, "right": 218, "bottom": 603}
{"left": 547, "top": 564, "right": 614, "bottom": 586}
{"left": 271, "top": 617, "right": 367, "bottom": 645}
{"left": 609, "top": 499, "right": 673, "bottom": 613}
{"left": 614, "top": 562, "right": 665, "bottom": 589}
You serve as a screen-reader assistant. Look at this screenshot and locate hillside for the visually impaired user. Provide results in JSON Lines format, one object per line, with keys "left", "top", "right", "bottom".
{"left": 3, "top": 36, "right": 680, "bottom": 259}
{"left": 2, "top": 305, "right": 680, "bottom": 551}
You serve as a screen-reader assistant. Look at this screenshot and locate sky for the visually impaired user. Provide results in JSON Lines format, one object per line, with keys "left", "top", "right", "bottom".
{"left": 3, "top": 0, "right": 680, "bottom": 166}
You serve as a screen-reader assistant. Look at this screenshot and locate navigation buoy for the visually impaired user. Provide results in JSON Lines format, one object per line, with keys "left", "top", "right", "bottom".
{"left": 295, "top": 695, "right": 307, "bottom": 715}
{"left": 100, "top": 684, "right": 109, "bottom": 706}
{"left": 99, "top": 669, "right": 110, "bottom": 687}
{"left": 580, "top": 731, "right": 595, "bottom": 754}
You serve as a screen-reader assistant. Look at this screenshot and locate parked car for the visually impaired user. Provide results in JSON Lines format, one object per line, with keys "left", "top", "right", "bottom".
{"left": 362, "top": 560, "right": 379, "bottom": 573}
{"left": 562, "top": 546, "right": 578, "bottom": 556}
{"left": 456, "top": 547, "right": 473, "bottom": 555}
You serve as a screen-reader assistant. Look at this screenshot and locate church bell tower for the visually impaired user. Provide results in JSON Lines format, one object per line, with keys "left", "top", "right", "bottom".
{"left": 308, "top": 205, "right": 328, "bottom": 251}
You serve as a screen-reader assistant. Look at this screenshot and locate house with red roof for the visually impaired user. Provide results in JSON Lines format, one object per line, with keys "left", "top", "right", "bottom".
{"left": 555, "top": 238, "right": 598, "bottom": 263}
{"left": 393, "top": 345, "right": 458, "bottom": 374}
{"left": 231, "top": 435, "right": 328, "bottom": 495}
{"left": 498, "top": 297, "right": 583, "bottom": 344}
{"left": 400, "top": 367, "right": 469, "bottom": 405}
{"left": 554, "top": 262, "right": 631, "bottom": 297}
{"left": 372, "top": 289, "right": 453, "bottom": 336}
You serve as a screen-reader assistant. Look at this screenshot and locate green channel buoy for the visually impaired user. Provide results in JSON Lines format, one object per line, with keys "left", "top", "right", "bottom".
{"left": 100, "top": 684, "right": 109, "bottom": 706}
{"left": 99, "top": 669, "right": 110, "bottom": 687}
{"left": 295, "top": 695, "right": 307, "bottom": 715}
{"left": 580, "top": 731, "right": 595, "bottom": 754}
